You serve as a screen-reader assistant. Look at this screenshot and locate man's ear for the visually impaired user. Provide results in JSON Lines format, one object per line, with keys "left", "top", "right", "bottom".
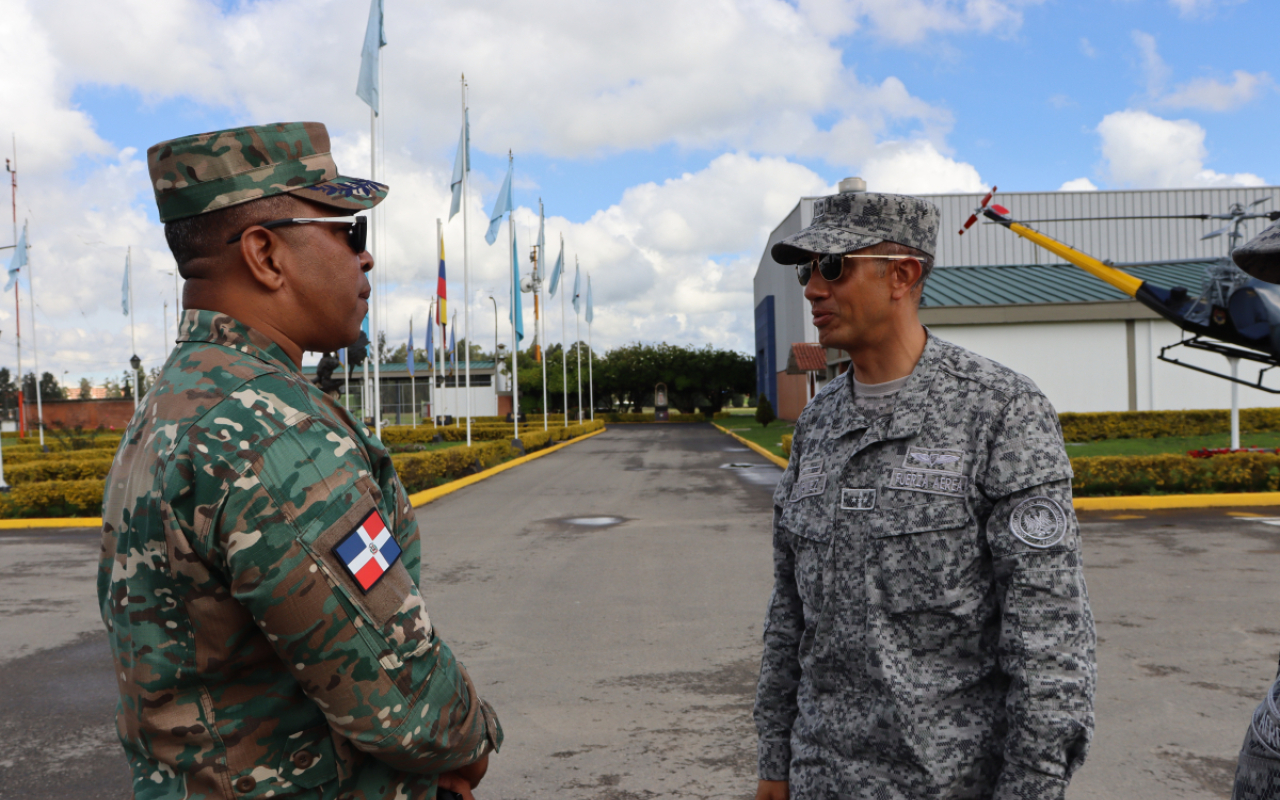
{"left": 889, "top": 257, "right": 923, "bottom": 301}
{"left": 238, "top": 227, "right": 287, "bottom": 292}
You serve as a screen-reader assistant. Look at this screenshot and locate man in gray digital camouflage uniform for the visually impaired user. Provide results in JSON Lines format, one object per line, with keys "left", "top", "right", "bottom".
{"left": 754, "top": 184, "right": 1096, "bottom": 800}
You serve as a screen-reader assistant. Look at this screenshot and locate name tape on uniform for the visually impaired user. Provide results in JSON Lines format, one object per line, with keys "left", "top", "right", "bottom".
{"left": 333, "top": 509, "right": 402, "bottom": 593}
{"left": 888, "top": 467, "right": 967, "bottom": 497}
{"left": 841, "top": 488, "right": 877, "bottom": 510}
{"left": 789, "top": 473, "right": 827, "bottom": 502}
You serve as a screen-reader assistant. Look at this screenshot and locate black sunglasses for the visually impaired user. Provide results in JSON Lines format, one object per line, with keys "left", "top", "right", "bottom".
{"left": 226, "top": 215, "right": 368, "bottom": 254}
{"left": 795, "top": 253, "right": 913, "bottom": 286}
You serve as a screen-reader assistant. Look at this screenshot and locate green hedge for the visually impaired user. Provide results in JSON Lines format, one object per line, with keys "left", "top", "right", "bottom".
{"left": 7, "top": 454, "right": 114, "bottom": 484}
{"left": 1059, "top": 408, "right": 1280, "bottom": 442}
{"left": 1070, "top": 452, "right": 1280, "bottom": 496}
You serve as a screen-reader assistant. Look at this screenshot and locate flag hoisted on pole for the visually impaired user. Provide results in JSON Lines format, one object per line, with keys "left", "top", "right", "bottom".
{"left": 356, "top": 0, "right": 385, "bottom": 437}
{"left": 425, "top": 299, "right": 436, "bottom": 428}
{"left": 407, "top": 317, "right": 416, "bottom": 428}
{"left": 457, "top": 77, "right": 473, "bottom": 446}
{"left": 573, "top": 256, "right": 582, "bottom": 424}
{"left": 536, "top": 200, "right": 548, "bottom": 431}
{"left": 449, "top": 108, "right": 469, "bottom": 221}
{"left": 5, "top": 221, "right": 26, "bottom": 293}
{"left": 486, "top": 153, "right": 520, "bottom": 439}
{"left": 437, "top": 219, "right": 447, "bottom": 325}
{"left": 486, "top": 159, "right": 513, "bottom": 246}
{"left": 553, "top": 234, "right": 567, "bottom": 419}
{"left": 586, "top": 272, "right": 594, "bottom": 421}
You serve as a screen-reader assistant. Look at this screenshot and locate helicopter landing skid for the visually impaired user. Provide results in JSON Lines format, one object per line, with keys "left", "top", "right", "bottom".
{"left": 1158, "top": 336, "right": 1280, "bottom": 393}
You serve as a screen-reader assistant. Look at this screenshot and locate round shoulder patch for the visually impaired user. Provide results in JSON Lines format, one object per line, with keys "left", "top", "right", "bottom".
{"left": 1009, "top": 496, "right": 1067, "bottom": 549}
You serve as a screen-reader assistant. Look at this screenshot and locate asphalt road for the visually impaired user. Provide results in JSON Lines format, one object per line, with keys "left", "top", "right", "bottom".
{"left": 1, "top": 423, "right": 1278, "bottom": 799}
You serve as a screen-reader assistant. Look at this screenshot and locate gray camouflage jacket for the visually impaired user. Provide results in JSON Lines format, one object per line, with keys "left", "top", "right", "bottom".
{"left": 754, "top": 334, "right": 1096, "bottom": 800}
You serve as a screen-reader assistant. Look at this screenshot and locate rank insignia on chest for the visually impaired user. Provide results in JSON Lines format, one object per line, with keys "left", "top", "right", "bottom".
{"left": 333, "top": 509, "right": 402, "bottom": 593}
{"left": 840, "top": 488, "right": 876, "bottom": 510}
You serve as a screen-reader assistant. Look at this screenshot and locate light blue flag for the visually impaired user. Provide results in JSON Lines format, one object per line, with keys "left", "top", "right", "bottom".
{"left": 448, "top": 316, "right": 457, "bottom": 373}
{"left": 572, "top": 262, "right": 581, "bottom": 314}
{"left": 5, "top": 222, "right": 26, "bottom": 294}
{"left": 510, "top": 229, "right": 525, "bottom": 341}
{"left": 485, "top": 162, "right": 513, "bottom": 245}
{"left": 355, "top": 0, "right": 385, "bottom": 115}
{"left": 449, "top": 110, "right": 469, "bottom": 220}
{"left": 424, "top": 309, "right": 434, "bottom": 367}
{"left": 586, "top": 274, "right": 594, "bottom": 323}
{"left": 548, "top": 235, "right": 564, "bottom": 297}
{"left": 407, "top": 318, "right": 415, "bottom": 377}
{"left": 119, "top": 247, "right": 129, "bottom": 315}
{"left": 536, "top": 200, "right": 545, "bottom": 277}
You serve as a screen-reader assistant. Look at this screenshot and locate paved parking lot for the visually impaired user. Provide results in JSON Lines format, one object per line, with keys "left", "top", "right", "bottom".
{"left": 1, "top": 425, "right": 1278, "bottom": 799}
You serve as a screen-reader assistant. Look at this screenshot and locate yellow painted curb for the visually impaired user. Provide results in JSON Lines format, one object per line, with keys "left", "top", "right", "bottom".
{"left": 1074, "top": 492, "right": 1280, "bottom": 511}
{"left": 0, "top": 516, "right": 102, "bottom": 529}
{"left": 712, "top": 423, "right": 789, "bottom": 469}
{"left": 409, "top": 426, "right": 607, "bottom": 508}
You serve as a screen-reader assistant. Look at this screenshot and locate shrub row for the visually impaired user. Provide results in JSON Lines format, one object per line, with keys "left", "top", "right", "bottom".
{"left": 603, "top": 411, "right": 731, "bottom": 423}
{"left": 0, "top": 479, "right": 105, "bottom": 517}
{"left": 1059, "top": 408, "right": 1280, "bottom": 442}
{"left": 7, "top": 454, "right": 115, "bottom": 484}
{"left": 383, "top": 423, "right": 581, "bottom": 445}
{"left": 1070, "top": 453, "right": 1280, "bottom": 496}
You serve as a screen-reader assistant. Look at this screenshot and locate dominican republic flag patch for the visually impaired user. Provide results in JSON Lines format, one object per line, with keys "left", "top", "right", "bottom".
{"left": 333, "top": 510, "right": 402, "bottom": 593}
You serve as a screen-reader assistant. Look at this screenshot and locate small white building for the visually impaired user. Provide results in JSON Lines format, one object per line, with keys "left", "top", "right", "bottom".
{"left": 754, "top": 184, "right": 1280, "bottom": 419}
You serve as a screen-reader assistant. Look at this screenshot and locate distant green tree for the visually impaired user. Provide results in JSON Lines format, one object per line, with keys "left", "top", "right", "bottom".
{"left": 78, "top": 377, "right": 93, "bottom": 400}
{"left": 756, "top": 396, "right": 776, "bottom": 428}
{"left": 38, "top": 372, "right": 65, "bottom": 401}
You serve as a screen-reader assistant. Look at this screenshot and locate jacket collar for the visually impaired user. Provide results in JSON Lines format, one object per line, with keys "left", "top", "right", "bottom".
{"left": 176, "top": 309, "right": 299, "bottom": 375}
{"left": 829, "top": 331, "right": 944, "bottom": 443}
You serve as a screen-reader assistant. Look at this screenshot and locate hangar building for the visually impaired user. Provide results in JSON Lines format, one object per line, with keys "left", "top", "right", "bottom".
{"left": 754, "top": 184, "right": 1280, "bottom": 421}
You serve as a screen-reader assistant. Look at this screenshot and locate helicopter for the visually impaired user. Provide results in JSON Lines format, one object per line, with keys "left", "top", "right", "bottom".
{"left": 958, "top": 188, "right": 1280, "bottom": 391}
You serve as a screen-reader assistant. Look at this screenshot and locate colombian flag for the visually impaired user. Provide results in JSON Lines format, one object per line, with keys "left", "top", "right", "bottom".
{"left": 437, "top": 235, "right": 447, "bottom": 325}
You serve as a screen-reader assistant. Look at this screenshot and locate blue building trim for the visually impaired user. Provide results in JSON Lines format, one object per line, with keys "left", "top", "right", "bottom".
{"left": 755, "top": 295, "right": 776, "bottom": 411}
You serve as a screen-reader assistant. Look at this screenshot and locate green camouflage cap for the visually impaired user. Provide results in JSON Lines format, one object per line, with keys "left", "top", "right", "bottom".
{"left": 148, "top": 121, "right": 388, "bottom": 223}
{"left": 771, "top": 190, "right": 940, "bottom": 264}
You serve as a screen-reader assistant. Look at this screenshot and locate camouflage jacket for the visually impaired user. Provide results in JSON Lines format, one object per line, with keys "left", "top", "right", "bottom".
{"left": 754, "top": 334, "right": 1095, "bottom": 800}
{"left": 98, "top": 310, "right": 501, "bottom": 800}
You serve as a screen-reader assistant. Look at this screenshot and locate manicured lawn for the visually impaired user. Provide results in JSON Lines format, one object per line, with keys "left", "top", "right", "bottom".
{"left": 719, "top": 416, "right": 795, "bottom": 458}
{"left": 1066, "top": 431, "right": 1280, "bottom": 457}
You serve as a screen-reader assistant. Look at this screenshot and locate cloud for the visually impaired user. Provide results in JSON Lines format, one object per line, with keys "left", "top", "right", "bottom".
{"left": 1132, "top": 29, "right": 1268, "bottom": 112}
{"left": 1095, "top": 109, "right": 1264, "bottom": 189}
{"left": 1159, "top": 71, "right": 1273, "bottom": 112}
{"left": 1079, "top": 37, "right": 1096, "bottom": 58}
{"left": 0, "top": 0, "right": 1007, "bottom": 378}
{"left": 796, "top": 0, "right": 1041, "bottom": 45}
{"left": 1058, "top": 177, "right": 1098, "bottom": 191}
{"left": 1167, "top": 0, "right": 1244, "bottom": 18}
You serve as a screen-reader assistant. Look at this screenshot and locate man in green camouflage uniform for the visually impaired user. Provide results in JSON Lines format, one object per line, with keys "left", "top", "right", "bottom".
{"left": 754, "top": 187, "right": 1095, "bottom": 799}
{"left": 98, "top": 121, "right": 500, "bottom": 800}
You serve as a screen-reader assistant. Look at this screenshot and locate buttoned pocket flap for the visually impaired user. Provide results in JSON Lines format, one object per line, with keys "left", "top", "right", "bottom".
{"left": 779, "top": 501, "right": 834, "bottom": 544}
{"left": 279, "top": 728, "right": 338, "bottom": 790}
{"left": 872, "top": 499, "right": 972, "bottom": 538}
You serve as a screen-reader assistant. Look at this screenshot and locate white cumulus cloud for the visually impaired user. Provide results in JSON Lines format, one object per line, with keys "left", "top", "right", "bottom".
{"left": 1095, "top": 109, "right": 1264, "bottom": 189}
{"left": 1058, "top": 177, "right": 1098, "bottom": 191}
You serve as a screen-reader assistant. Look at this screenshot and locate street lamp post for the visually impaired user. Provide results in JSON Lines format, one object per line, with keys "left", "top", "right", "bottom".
{"left": 487, "top": 296, "right": 499, "bottom": 396}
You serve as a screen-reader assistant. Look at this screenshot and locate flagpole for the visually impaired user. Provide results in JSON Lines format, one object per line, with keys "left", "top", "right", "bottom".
{"left": 370, "top": 102, "right": 382, "bottom": 438}
{"left": 409, "top": 315, "right": 416, "bottom": 429}
{"left": 6, "top": 138, "right": 21, "bottom": 441}
{"left": 560, "top": 234, "right": 567, "bottom": 419}
{"left": 575, "top": 255, "right": 582, "bottom": 424}
{"left": 128, "top": 246, "right": 138, "bottom": 412}
{"left": 26, "top": 223, "right": 42, "bottom": 447}
{"left": 508, "top": 152, "right": 519, "bottom": 442}
{"left": 428, "top": 297, "right": 437, "bottom": 428}
{"left": 588, "top": 273, "right": 594, "bottom": 422}
{"left": 461, "top": 75, "right": 472, "bottom": 446}
{"left": 536, "top": 203, "right": 548, "bottom": 432}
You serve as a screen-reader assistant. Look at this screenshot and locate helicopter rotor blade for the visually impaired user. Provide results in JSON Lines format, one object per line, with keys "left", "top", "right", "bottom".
{"left": 1251, "top": 196, "right": 1273, "bottom": 207}
{"left": 1201, "top": 225, "right": 1231, "bottom": 240}
{"left": 983, "top": 213, "right": 1211, "bottom": 223}
{"left": 958, "top": 186, "right": 997, "bottom": 235}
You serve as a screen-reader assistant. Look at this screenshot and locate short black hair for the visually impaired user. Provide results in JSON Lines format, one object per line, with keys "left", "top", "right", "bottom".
{"left": 163, "top": 193, "right": 300, "bottom": 277}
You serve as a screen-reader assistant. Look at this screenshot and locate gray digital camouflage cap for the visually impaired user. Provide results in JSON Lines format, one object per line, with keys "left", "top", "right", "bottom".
{"left": 771, "top": 191, "right": 940, "bottom": 265}
{"left": 1233, "top": 219, "right": 1280, "bottom": 284}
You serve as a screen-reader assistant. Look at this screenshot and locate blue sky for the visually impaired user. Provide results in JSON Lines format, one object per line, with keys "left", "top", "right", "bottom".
{"left": 0, "top": 0, "right": 1276, "bottom": 382}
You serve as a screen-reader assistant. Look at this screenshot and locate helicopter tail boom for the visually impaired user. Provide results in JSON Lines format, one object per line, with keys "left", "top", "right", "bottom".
{"left": 981, "top": 207, "right": 1145, "bottom": 298}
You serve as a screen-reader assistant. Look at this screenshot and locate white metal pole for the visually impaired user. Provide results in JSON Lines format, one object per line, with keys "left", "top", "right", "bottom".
{"left": 26, "top": 223, "right": 42, "bottom": 446}
{"left": 129, "top": 246, "right": 138, "bottom": 413}
{"left": 575, "top": 256, "right": 582, "bottom": 424}
{"left": 370, "top": 105, "right": 382, "bottom": 437}
{"left": 410, "top": 315, "right": 416, "bottom": 429}
{"left": 561, "top": 234, "right": 568, "bottom": 418}
{"left": 536, "top": 229, "right": 547, "bottom": 431}
{"left": 588, "top": 274, "right": 594, "bottom": 422}
{"left": 1230, "top": 357, "right": 1240, "bottom": 450}
{"left": 461, "top": 76, "right": 472, "bottom": 446}
{"left": 429, "top": 298, "right": 436, "bottom": 429}
{"left": 509, "top": 207, "right": 519, "bottom": 438}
